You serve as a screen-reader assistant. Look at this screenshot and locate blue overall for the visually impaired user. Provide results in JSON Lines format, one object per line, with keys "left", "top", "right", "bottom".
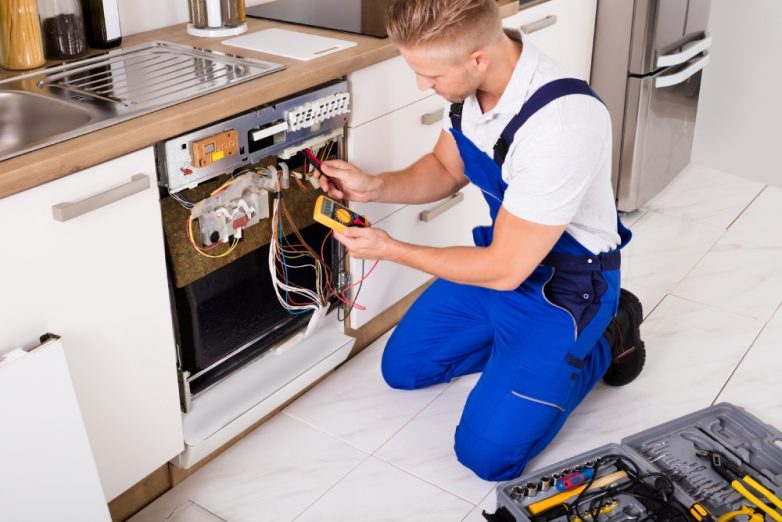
{"left": 381, "top": 79, "right": 632, "bottom": 481}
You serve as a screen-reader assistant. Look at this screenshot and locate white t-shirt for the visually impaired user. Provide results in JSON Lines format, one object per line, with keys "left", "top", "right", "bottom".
{"left": 445, "top": 29, "right": 620, "bottom": 254}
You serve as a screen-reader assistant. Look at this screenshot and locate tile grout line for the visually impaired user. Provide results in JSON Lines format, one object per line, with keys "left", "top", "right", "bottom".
{"left": 280, "top": 410, "right": 375, "bottom": 455}
{"left": 290, "top": 451, "right": 376, "bottom": 521}
{"left": 724, "top": 185, "right": 768, "bottom": 231}
{"left": 666, "top": 292, "right": 773, "bottom": 323}
{"left": 665, "top": 214, "right": 730, "bottom": 296}
{"left": 369, "top": 378, "right": 462, "bottom": 458}
{"left": 371, "top": 452, "right": 492, "bottom": 510}
{"left": 709, "top": 310, "right": 773, "bottom": 407}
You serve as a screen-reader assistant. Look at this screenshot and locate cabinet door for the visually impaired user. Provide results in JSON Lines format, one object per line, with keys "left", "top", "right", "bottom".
{"left": 503, "top": 0, "right": 598, "bottom": 81}
{"left": 0, "top": 148, "right": 183, "bottom": 501}
{"left": 347, "top": 55, "right": 433, "bottom": 128}
{"left": 347, "top": 94, "right": 447, "bottom": 224}
{"left": 0, "top": 337, "right": 111, "bottom": 521}
{"left": 348, "top": 184, "right": 487, "bottom": 329}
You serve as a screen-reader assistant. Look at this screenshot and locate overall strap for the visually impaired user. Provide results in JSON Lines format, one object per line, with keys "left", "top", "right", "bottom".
{"left": 494, "top": 78, "right": 603, "bottom": 165}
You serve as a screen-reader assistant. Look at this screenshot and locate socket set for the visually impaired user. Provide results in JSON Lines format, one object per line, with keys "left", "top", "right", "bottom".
{"left": 490, "top": 403, "right": 782, "bottom": 522}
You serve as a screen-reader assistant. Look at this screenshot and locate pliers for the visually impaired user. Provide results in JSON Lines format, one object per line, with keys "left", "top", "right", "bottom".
{"left": 696, "top": 449, "right": 782, "bottom": 522}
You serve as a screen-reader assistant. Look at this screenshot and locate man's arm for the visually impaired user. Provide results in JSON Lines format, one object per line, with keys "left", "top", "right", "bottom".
{"left": 318, "top": 130, "right": 468, "bottom": 205}
{"left": 335, "top": 207, "right": 567, "bottom": 291}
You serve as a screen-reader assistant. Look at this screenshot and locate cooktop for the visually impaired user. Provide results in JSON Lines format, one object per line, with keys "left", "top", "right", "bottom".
{"left": 246, "top": 0, "right": 393, "bottom": 38}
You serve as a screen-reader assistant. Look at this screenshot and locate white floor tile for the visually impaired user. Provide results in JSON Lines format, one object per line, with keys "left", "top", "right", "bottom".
{"left": 463, "top": 504, "right": 492, "bottom": 521}
{"left": 131, "top": 415, "right": 368, "bottom": 522}
{"left": 161, "top": 501, "right": 226, "bottom": 522}
{"left": 284, "top": 330, "right": 449, "bottom": 453}
{"left": 374, "top": 374, "right": 497, "bottom": 505}
{"left": 672, "top": 188, "right": 782, "bottom": 321}
{"left": 294, "top": 457, "right": 473, "bottom": 522}
{"left": 525, "top": 294, "right": 765, "bottom": 472}
{"left": 643, "top": 163, "right": 765, "bottom": 229}
{"left": 717, "top": 305, "right": 782, "bottom": 428}
{"left": 718, "top": 185, "right": 782, "bottom": 246}
{"left": 621, "top": 212, "right": 724, "bottom": 293}
{"left": 620, "top": 209, "right": 647, "bottom": 228}
{"left": 621, "top": 282, "right": 666, "bottom": 319}
{"left": 673, "top": 242, "right": 782, "bottom": 321}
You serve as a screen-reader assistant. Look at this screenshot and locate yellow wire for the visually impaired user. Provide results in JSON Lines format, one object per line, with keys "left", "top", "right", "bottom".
{"left": 210, "top": 177, "right": 239, "bottom": 196}
{"left": 188, "top": 216, "right": 239, "bottom": 259}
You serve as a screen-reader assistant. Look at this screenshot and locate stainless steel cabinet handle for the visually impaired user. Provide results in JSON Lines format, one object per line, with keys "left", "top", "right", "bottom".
{"left": 520, "top": 15, "right": 557, "bottom": 34}
{"left": 421, "top": 108, "right": 444, "bottom": 126}
{"left": 419, "top": 192, "right": 464, "bottom": 222}
{"left": 52, "top": 173, "right": 150, "bottom": 222}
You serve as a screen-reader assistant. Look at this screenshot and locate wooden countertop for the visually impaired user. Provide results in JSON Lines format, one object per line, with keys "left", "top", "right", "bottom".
{"left": 0, "top": 0, "right": 535, "bottom": 199}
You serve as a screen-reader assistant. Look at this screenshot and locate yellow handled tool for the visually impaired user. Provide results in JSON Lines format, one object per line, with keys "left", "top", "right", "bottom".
{"left": 719, "top": 505, "right": 765, "bottom": 522}
{"left": 698, "top": 450, "right": 782, "bottom": 522}
{"left": 527, "top": 470, "right": 628, "bottom": 515}
{"left": 731, "top": 475, "right": 782, "bottom": 522}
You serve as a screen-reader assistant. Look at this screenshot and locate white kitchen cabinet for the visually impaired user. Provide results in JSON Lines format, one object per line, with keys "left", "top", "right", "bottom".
{"left": 347, "top": 55, "right": 433, "bottom": 128}
{"left": 348, "top": 184, "right": 487, "bottom": 329}
{"left": 503, "top": 0, "right": 598, "bottom": 81}
{"left": 347, "top": 55, "right": 440, "bottom": 224}
{"left": 347, "top": 94, "right": 446, "bottom": 224}
{"left": 0, "top": 148, "right": 184, "bottom": 501}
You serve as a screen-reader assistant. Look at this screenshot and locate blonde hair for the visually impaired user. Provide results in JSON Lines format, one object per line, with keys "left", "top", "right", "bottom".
{"left": 385, "top": 0, "right": 502, "bottom": 53}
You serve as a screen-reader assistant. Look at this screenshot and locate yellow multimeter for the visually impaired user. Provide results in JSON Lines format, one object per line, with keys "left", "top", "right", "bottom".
{"left": 313, "top": 195, "right": 369, "bottom": 233}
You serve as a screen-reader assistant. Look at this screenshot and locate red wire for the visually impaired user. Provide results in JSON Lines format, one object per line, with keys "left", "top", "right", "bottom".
{"left": 319, "top": 230, "right": 380, "bottom": 312}
{"left": 339, "top": 260, "right": 380, "bottom": 307}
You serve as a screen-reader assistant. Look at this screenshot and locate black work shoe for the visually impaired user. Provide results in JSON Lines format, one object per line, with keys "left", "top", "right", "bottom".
{"left": 602, "top": 289, "right": 646, "bottom": 387}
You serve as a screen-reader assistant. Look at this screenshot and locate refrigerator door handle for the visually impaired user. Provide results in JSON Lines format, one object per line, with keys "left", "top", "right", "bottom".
{"left": 655, "top": 52, "right": 710, "bottom": 89}
{"left": 656, "top": 32, "right": 713, "bottom": 68}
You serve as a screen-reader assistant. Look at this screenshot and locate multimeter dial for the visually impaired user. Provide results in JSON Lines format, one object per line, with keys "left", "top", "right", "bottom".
{"left": 335, "top": 208, "right": 351, "bottom": 224}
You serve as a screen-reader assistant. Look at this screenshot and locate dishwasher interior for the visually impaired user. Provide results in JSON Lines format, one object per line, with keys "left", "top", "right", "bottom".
{"left": 155, "top": 80, "right": 352, "bottom": 407}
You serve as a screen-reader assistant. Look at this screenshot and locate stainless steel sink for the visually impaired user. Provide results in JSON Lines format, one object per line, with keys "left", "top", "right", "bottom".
{"left": 0, "top": 41, "right": 284, "bottom": 162}
{"left": 1, "top": 91, "right": 93, "bottom": 156}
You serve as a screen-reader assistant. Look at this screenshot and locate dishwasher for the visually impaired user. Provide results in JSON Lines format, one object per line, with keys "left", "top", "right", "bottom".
{"left": 155, "top": 80, "right": 356, "bottom": 468}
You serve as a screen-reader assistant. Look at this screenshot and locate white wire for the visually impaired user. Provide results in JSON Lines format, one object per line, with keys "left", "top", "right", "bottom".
{"left": 267, "top": 172, "right": 326, "bottom": 313}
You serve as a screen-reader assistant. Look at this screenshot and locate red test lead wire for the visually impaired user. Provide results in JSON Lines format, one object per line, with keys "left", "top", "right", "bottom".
{"left": 303, "top": 148, "right": 342, "bottom": 192}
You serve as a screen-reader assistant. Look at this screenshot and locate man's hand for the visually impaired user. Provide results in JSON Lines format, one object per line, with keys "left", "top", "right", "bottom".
{"left": 333, "top": 226, "right": 399, "bottom": 261}
{"left": 318, "top": 160, "right": 382, "bottom": 202}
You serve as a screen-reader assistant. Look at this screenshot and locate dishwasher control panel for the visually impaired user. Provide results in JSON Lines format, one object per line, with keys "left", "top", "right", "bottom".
{"left": 156, "top": 80, "right": 349, "bottom": 193}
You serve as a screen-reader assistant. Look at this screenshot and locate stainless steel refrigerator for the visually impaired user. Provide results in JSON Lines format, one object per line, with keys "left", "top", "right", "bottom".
{"left": 591, "top": 0, "right": 712, "bottom": 211}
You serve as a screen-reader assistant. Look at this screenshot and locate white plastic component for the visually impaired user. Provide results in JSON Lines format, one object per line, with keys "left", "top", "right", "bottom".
{"left": 277, "top": 128, "right": 344, "bottom": 160}
{"left": 287, "top": 92, "right": 351, "bottom": 131}
{"left": 190, "top": 172, "right": 272, "bottom": 246}
{"left": 251, "top": 121, "right": 289, "bottom": 142}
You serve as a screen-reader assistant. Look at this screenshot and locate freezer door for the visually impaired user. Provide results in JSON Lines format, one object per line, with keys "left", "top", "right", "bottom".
{"left": 628, "top": 0, "right": 689, "bottom": 75}
{"left": 616, "top": 53, "right": 707, "bottom": 211}
{"left": 685, "top": 0, "right": 712, "bottom": 38}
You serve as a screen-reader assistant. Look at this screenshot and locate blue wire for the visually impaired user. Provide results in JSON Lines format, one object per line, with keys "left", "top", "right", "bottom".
{"left": 278, "top": 193, "right": 307, "bottom": 316}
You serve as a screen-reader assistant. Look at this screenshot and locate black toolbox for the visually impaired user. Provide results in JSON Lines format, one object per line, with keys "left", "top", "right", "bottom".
{"left": 488, "top": 403, "right": 782, "bottom": 522}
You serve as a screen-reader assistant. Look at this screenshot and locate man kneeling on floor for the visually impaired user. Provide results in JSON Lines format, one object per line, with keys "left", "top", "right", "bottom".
{"left": 317, "top": 0, "right": 646, "bottom": 481}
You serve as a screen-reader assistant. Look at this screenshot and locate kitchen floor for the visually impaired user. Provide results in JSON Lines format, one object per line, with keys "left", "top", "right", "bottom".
{"left": 132, "top": 163, "right": 782, "bottom": 522}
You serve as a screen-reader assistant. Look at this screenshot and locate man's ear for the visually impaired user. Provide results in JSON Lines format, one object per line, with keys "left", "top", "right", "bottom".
{"left": 469, "top": 49, "right": 491, "bottom": 73}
